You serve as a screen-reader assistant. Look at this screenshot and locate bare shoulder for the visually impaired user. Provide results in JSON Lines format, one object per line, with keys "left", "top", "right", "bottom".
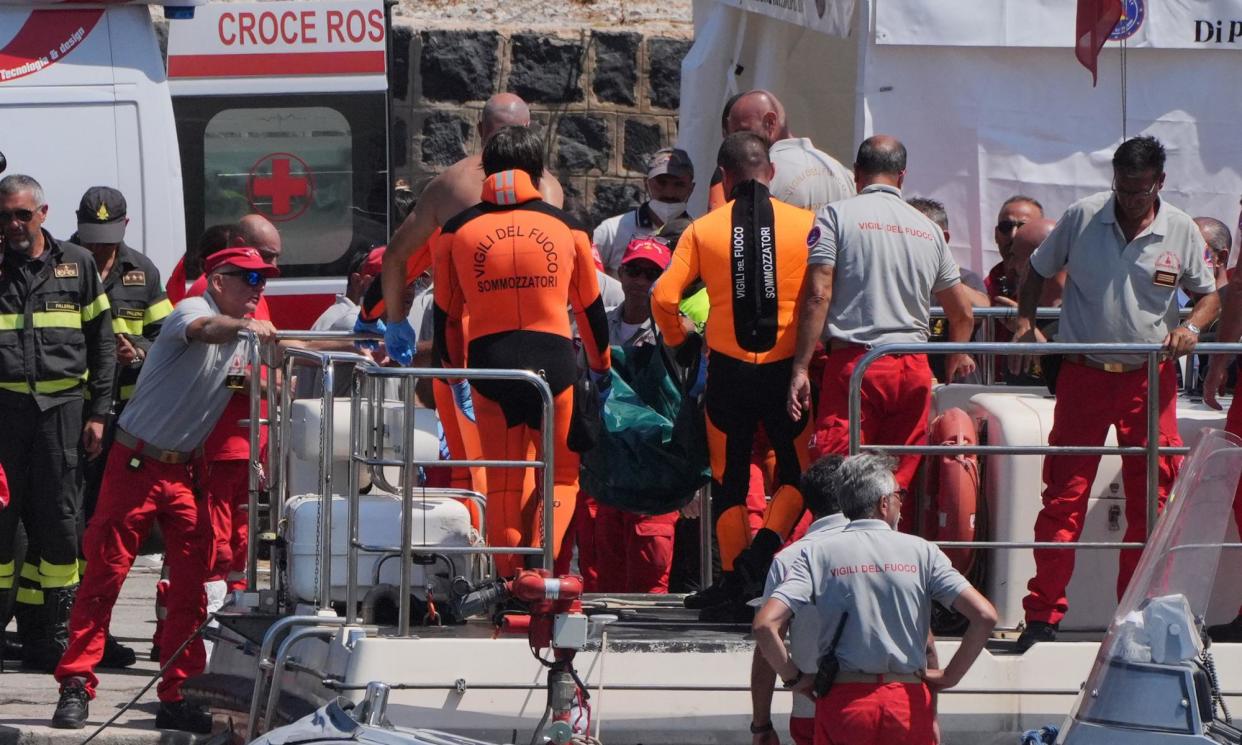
{"left": 540, "top": 170, "right": 564, "bottom": 209}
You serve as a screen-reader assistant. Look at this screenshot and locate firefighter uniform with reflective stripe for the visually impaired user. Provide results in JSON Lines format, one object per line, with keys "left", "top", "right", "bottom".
{"left": 0, "top": 229, "right": 114, "bottom": 669}
{"left": 651, "top": 180, "right": 815, "bottom": 593}
{"left": 82, "top": 243, "right": 170, "bottom": 537}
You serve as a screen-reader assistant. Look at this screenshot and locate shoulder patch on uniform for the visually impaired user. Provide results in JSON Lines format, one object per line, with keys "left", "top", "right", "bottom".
{"left": 122, "top": 270, "right": 146, "bottom": 286}
{"left": 46, "top": 301, "right": 80, "bottom": 313}
{"left": 54, "top": 263, "right": 79, "bottom": 279}
{"left": 807, "top": 226, "right": 821, "bottom": 247}
{"left": 118, "top": 307, "right": 145, "bottom": 320}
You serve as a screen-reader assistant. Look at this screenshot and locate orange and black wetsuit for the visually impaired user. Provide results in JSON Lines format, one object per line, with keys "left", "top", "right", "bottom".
{"left": 433, "top": 169, "right": 610, "bottom": 578}
{"left": 652, "top": 179, "right": 814, "bottom": 595}
{"left": 359, "top": 233, "right": 488, "bottom": 515}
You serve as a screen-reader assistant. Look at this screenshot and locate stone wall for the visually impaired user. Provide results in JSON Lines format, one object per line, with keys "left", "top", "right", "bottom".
{"left": 390, "top": 27, "right": 693, "bottom": 228}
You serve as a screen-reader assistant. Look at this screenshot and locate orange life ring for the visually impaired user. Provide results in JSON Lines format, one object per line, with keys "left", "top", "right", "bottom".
{"left": 923, "top": 408, "right": 980, "bottom": 574}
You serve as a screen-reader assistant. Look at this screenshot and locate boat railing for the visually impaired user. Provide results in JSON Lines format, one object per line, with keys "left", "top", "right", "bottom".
{"left": 239, "top": 331, "right": 556, "bottom": 636}
{"left": 848, "top": 339, "right": 1242, "bottom": 550}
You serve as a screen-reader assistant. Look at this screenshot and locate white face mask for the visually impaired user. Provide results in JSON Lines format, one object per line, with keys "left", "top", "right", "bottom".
{"left": 647, "top": 199, "right": 687, "bottom": 224}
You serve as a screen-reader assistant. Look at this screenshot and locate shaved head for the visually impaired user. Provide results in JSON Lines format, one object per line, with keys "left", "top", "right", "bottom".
{"left": 480, "top": 93, "right": 532, "bottom": 142}
{"left": 717, "top": 132, "right": 774, "bottom": 198}
{"left": 725, "top": 89, "right": 788, "bottom": 145}
{"left": 1195, "top": 216, "right": 1232, "bottom": 255}
{"left": 1010, "top": 217, "right": 1056, "bottom": 266}
{"left": 239, "top": 213, "right": 282, "bottom": 265}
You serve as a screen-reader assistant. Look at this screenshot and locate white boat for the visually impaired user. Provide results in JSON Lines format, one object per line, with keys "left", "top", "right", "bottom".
{"left": 193, "top": 332, "right": 1242, "bottom": 745}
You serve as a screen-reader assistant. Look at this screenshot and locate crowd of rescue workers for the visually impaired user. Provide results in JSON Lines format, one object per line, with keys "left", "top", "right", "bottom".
{"left": 3, "top": 88, "right": 1242, "bottom": 744}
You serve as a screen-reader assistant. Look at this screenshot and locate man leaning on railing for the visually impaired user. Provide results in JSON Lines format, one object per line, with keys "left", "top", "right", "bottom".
{"left": 1010, "top": 135, "right": 1220, "bottom": 652}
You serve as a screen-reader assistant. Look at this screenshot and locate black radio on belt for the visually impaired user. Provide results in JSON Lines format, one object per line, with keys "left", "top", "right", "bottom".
{"left": 814, "top": 612, "right": 850, "bottom": 698}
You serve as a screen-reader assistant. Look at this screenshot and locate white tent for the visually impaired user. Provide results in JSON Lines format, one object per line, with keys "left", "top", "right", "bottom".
{"left": 679, "top": 0, "right": 1242, "bottom": 276}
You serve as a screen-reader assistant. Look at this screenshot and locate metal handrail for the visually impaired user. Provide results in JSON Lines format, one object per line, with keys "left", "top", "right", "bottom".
{"left": 848, "top": 341, "right": 1242, "bottom": 551}
{"left": 347, "top": 364, "right": 556, "bottom": 636}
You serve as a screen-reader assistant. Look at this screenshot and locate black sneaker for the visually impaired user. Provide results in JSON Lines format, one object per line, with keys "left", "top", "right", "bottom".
{"left": 156, "top": 700, "right": 213, "bottom": 734}
{"left": 1207, "top": 615, "right": 1242, "bottom": 643}
{"left": 1014, "top": 621, "right": 1058, "bottom": 653}
{"left": 51, "top": 679, "right": 89, "bottom": 729}
{"left": 100, "top": 634, "right": 137, "bottom": 669}
{"left": 149, "top": 643, "right": 161, "bottom": 662}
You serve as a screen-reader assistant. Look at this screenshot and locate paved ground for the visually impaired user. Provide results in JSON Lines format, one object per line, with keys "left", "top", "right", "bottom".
{"left": 0, "top": 558, "right": 206, "bottom": 745}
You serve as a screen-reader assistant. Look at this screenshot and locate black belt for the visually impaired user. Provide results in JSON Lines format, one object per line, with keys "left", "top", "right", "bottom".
{"left": 114, "top": 428, "right": 202, "bottom": 464}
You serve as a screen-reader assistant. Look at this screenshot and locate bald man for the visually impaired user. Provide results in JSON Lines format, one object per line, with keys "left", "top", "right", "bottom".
{"left": 1002, "top": 219, "right": 1063, "bottom": 386}
{"left": 1195, "top": 216, "right": 1232, "bottom": 289}
{"left": 725, "top": 90, "right": 854, "bottom": 212}
{"left": 239, "top": 214, "right": 282, "bottom": 266}
{"left": 377, "top": 92, "right": 563, "bottom": 347}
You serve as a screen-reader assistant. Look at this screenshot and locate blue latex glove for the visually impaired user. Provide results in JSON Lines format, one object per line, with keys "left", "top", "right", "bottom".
{"left": 450, "top": 379, "right": 476, "bottom": 423}
{"left": 353, "top": 316, "right": 385, "bottom": 350}
{"left": 590, "top": 368, "right": 612, "bottom": 409}
{"left": 384, "top": 318, "right": 418, "bottom": 366}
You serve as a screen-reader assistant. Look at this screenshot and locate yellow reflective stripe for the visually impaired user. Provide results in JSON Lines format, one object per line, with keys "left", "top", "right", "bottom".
{"left": 39, "top": 559, "right": 79, "bottom": 588}
{"left": 145, "top": 298, "right": 173, "bottom": 324}
{"left": 112, "top": 316, "right": 144, "bottom": 335}
{"left": 0, "top": 381, "right": 27, "bottom": 393}
{"left": 16, "top": 587, "right": 43, "bottom": 604}
{"left": 81, "top": 292, "right": 111, "bottom": 323}
{"left": 21, "top": 562, "right": 40, "bottom": 582}
{"left": 78, "top": 558, "right": 88, "bottom": 576}
{"left": 118, "top": 383, "right": 136, "bottom": 401}
{"left": 32, "top": 310, "right": 81, "bottom": 329}
{"left": 0, "top": 374, "right": 85, "bottom": 395}
{"left": 0, "top": 314, "right": 21, "bottom": 330}
{"left": 0, "top": 560, "right": 13, "bottom": 588}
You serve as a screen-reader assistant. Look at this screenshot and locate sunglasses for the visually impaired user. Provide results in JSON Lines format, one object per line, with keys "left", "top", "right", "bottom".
{"left": 890, "top": 488, "right": 908, "bottom": 503}
{"left": 996, "top": 219, "right": 1027, "bottom": 233}
{"left": 621, "top": 263, "right": 663, "bottom": 282}
{"left": 1112, "top": 180, "right": 1160, "bottom": 199}
{"left": 222, "top": 269, "right": 268, "bottom": 287}
{"left": 0, "top": 209, "right": 37, "bottom": 223}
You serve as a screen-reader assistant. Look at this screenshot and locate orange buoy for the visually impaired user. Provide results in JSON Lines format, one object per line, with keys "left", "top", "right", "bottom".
{"left": 923, "top": 408, "right": 980, "bottom": 574}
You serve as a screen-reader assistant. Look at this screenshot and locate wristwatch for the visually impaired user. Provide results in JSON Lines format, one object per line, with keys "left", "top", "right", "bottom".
{"left": 1182, "top": 322, "right": 1202, "bottom": 335}
{"left": 781, "top": 670, "right": 803, "bottom": 688}
{"left": 749, "top": 721, "right": 775, "bottom": 734}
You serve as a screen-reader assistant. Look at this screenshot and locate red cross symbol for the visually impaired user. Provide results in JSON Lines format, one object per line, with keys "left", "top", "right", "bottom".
{"left": 248, "top": 152, "right": 314, "bottom": 222}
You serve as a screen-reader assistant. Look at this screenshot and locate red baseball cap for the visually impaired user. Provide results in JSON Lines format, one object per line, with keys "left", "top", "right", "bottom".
{"left": 360, "top": 247, "right": 385, "bottom": 278}
{"left": 620, "top": 236, "right": 672, "bottom": 270}
{"left": 204, "top": 246, "right": 281, "bottom": 277}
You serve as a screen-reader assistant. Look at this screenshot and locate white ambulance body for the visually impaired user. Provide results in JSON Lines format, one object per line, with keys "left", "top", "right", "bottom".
{"left": 0, "top": 0, "right": 390, "bottom": 329}
{"left": 0, "top": 0, "right": 194, "bottom": 269}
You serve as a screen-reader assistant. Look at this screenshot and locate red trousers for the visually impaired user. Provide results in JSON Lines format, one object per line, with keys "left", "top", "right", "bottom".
{"left": 1023, "top": 361, "right": 1181, "bottom": 625}
{"left": 556, "top": 494, "right": 599, "bottom": 591}
{"left": 813, "top": 682, "right": 934, "bottom": 745}
{"left": 814, "top": 347, "right": 932, "bottom": 527}
{"left": 790, "top": 716, "right": 814, "bottom": 745}
{"left": 594, "top": 506, "right": 678, "bottom": 593}
{"left": 56, "top": 442, "right": 213, "bottom": 702}
{"left": 205, "top": 459, "right": 249, "bottom": 590}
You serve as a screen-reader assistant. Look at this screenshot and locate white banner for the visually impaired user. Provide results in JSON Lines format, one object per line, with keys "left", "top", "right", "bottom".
{"left": 876, "top": 0, "right": 1242, "bottom": 50}
{"left": 715, "top": 0, "right": 855, "bottom": 37}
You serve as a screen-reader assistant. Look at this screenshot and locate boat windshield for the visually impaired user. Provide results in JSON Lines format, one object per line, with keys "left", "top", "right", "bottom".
{"left": 1066, "top": 428, "right": 1242, "bottom": 735}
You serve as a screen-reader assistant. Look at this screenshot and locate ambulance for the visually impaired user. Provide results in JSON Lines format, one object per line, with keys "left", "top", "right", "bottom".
{"left": 0, "top": 0, "right": 391, "bottom": 329}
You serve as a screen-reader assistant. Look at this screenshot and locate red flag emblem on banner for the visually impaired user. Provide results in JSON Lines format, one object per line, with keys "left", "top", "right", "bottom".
{"left": 1076, "top": 0, "right": 1123, "bottom": 85}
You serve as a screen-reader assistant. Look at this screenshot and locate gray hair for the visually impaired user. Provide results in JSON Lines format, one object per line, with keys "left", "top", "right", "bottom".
{"left": 835, "top": 453, "right": 899, "bottom": 520}
{"left": 0, "top": 174, "right": 45, "bottom": 207}
{"left": 907, "top": 197, "right": 948, "bottom": 233}
{"left": 1195, "top": 216, "right": 1232, "bottom": 256}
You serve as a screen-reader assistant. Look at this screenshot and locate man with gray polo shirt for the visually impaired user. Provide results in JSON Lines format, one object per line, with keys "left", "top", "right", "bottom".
{"left": 52, "top": 247, "right": 279, "bottom": 733}
{"left": 754, "top": 454, "right": 997, "bottom": 745}
{"left": 593, "top": 147, "right": 695, "bottom": 275}
{"left": 748, "top": 455, "right": 846, "bottom": 745}
{"left": 1012, "top": 136, "right": 1219, "bottom": 651}
{"left": 787, "top": 136, "right": 976, "bottom": 528}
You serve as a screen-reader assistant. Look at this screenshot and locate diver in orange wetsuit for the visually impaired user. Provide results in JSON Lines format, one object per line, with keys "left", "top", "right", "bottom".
{"left": 432, "top": 127, "right": 610, "bottom": 578}
{"left": 652, "top": 132, "right": 815, "bottom": 620}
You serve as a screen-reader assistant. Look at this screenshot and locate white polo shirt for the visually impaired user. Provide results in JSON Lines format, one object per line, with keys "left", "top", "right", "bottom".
{"left": 771, "top": 519, "right": 970, "bottom": 675}
{"left": 809, "top": 184, "right": 961, "bottom": 345}
{"left": 769, "top": 138, "right": 856, "bottom": 212}
{"left": 756, "top": 513, "right": 849, "bottom": 718}
{"left": 1030, "top": 191, "right": 1215, "bottom": 364}
{"left": 592, "top": 203, "right": 691, "bottom": 273}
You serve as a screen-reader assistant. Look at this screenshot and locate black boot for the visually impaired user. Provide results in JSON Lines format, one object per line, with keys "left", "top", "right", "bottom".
{"left": 51, "top": 677, "right": 90, "bottom": 729}
{"left": 155, "top": 700, "right": 213, "bottom": 734}
{"left": 1207, "top": 615, "right": 1242, "bottom": 643}
{"left": 100, "top": 633, "right": 136, "bottom": 669}
{"left": 684, "top": 571, "right": 740, "bottom": 610}
{"left": 24, "top": 585, "right": 77, "bottom": 673}
{"left": 734, "top": 528, "right": 783, "bottom": 596}
{"left": 16, "top": 597, "right": 54, "bottom": 672}
{"left": 1014, "top": 620, "right": 1058, "bottom": 653}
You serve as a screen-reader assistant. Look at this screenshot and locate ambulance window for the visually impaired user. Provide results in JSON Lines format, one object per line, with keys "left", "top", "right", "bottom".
{"left": 203, "top": 107, "right": 354, "bottom": 271}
